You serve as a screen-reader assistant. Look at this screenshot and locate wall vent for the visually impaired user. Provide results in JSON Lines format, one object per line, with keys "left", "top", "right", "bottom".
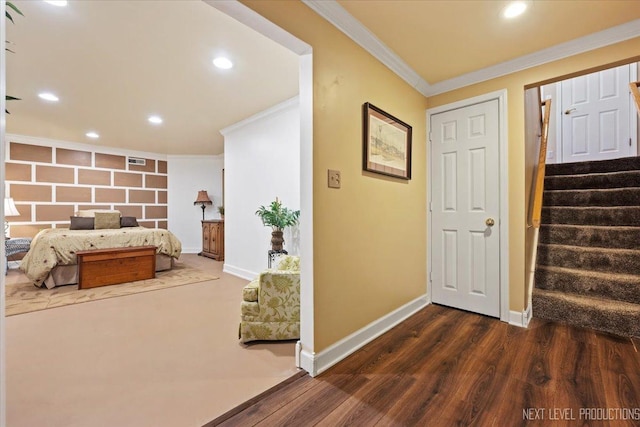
{"left": 128, "top": 157, "right": 146, "bottom": 166}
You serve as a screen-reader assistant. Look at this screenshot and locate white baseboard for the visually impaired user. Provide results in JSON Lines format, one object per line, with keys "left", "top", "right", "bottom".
{"left": 509, "top": 305, "right": 532, "bottom": 328}
{"left": 181, "top": 247, "right": 201, "bottom": 255}
{"left": 223, "top": 264, "right": 257, "bottom": 281}
{"left": 300, "top": 295, "right": 430, "bottom": 377}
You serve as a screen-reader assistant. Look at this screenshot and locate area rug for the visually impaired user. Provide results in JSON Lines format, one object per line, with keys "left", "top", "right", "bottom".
{"left": 5, "top": 264, "right": 219, "bottom": 316}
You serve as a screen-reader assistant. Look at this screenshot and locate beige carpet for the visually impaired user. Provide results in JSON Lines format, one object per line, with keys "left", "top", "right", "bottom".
{"left": 5, "top": 263, "right": 219, "bottom": 316}
{"left": 6, "top": 254, "right": 298, "bottom": 427}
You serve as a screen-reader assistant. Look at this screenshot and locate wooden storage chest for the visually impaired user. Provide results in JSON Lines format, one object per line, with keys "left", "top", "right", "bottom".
{"left": 76, "top": 246, "right": 156, "bottom": 289}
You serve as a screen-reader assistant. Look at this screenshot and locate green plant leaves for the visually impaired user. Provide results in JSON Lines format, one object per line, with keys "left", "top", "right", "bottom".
{"left": 7, "top": 2, "right": 24, "bottom": 17}
{"left": 5, "top": 96, "right": 21, "bottom": 113}
{"left": 6, "top": 2, "right": 23, "bottom": 113}
{"left": 255, "top": 199, "right": 300, "bottom": 231}
{"left": 6, "top": 2, "right": 23, "bottom": 24}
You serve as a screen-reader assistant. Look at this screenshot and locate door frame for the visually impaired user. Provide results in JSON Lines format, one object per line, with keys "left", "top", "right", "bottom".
{"left": 426, "top": 89, "right": 510, "bottom": 323}
{"left": 206, "top": 1, "right": 315, "bottom": 373}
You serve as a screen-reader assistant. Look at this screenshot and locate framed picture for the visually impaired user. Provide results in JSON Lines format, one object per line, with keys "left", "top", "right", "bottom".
{"left": 362, "top": 102, "right": 412, "bottom": 180}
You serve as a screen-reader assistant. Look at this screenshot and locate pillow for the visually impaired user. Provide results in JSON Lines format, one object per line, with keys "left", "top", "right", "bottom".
{"left": 76, "top": 209, "right": 121, "bottom": 218}
{"left": 69, "top": 216, "right": 95, "bottom": 230}
{"left": 120, "top": 216, "right": 139, "bottom": 227}
{"left": 94, "top": 212, "right": 121, "bottom": 229}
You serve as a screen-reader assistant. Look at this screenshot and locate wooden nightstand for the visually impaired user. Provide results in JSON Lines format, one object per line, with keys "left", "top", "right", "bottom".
{"left": 201, "top": 220, "right": 224, "bottom": 261}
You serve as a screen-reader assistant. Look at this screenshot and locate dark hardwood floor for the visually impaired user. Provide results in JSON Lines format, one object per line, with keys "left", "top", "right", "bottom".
{"left": 206, "top": 304, "right": 640, "bottom": 426}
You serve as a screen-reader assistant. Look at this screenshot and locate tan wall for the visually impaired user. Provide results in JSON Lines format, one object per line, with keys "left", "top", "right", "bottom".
{"left": 6, "top": 139, "right": 168, "bottom": 238}
{"left": 242, "top": 1, "right": 428, "bottom": 352}
{"left": 244, "top": 2, "right": 640, "bottom": 350}
{"left": 427, "top": 37, "right": 640, "bottom": 312}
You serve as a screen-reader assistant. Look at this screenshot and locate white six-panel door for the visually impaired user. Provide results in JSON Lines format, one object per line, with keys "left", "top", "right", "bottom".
{"left": 430, "top": 99, "right": 500, "bottom": 317}
{"left": 561, "top": 64, "right": 635, "bottom": 162}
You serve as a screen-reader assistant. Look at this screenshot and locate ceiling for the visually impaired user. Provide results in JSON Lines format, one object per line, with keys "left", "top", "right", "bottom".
{"left": 6, "top": 1, "right": 299, "bottom": 155}
{"left": 335, "top": 0, "right": 640, "bottom": 86}
{"left": 5, "top": 1, "right": 640, "bottom": 155}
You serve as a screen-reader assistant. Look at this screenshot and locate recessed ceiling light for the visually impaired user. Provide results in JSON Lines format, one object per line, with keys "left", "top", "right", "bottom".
{"left": 148, "top": 115, "right": 163, "bottom": 125}
{"left": 503, "top": 1, "right": 527, "bottom": 18}
{"left": 38, "top": 92, "right": 59, "bottom": 102}
{"left": 213, "top": 57, "right": 233, "bottom": 70}
{"left": 44, "top": 0, "right": 68, "bottom": 6}
{"left": 86, "top": 132, "right": 99, "bottom": 139}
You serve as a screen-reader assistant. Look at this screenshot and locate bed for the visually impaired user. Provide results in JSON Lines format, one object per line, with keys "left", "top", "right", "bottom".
{"left": 20, "top": 226, "right": 182, "bottom": 288}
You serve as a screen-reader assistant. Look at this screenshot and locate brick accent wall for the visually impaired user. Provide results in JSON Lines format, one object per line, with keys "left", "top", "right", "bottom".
{"left": 6, "top": 140, "right": 168, "bottom": 238}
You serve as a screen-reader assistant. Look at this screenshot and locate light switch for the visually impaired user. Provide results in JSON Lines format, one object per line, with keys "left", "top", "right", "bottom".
{"left": 328, "top": 169, "right": 341, "bottom": 189}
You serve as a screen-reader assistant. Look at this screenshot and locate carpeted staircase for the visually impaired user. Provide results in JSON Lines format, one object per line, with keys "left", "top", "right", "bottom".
{"left": 532, "top": 156, "right": 640, "bottom": 337}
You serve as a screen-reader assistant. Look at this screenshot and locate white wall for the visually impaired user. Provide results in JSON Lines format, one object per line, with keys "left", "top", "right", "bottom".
{"left": 222, "top": 97, "right": 300, "bottom": 279}
{"left": 167, "top": 155, "right": 224, "bottom": 254}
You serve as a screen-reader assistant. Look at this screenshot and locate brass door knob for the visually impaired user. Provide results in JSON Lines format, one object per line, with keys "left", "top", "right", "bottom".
{"left": 486, "top": 218, "right": 495, "bottom": 227}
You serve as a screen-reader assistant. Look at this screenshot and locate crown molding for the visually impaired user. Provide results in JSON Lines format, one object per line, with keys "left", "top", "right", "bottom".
{"left": 303, "top": 0, "right": 640, "bottom": 97}
{"left": 220, "top": 96, "right": 299, "bottom": 136}
{"left": 205, "top": 0, "right": 312, "bottom": 55}
{"left": 302, "top": 0, "right": 431, "bottom": 96}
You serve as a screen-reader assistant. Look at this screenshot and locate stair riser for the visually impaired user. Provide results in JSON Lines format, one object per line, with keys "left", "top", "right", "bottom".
{"left": 537, "top": 245, "right": 640, "bottom": 275}
{"left": 543, "top": 188, "right": 640, "bottom": 207}
{"left": 539, "top": 225, "right": 640, "bottom": 249}
{"left": 546, "top": 156, "right": 640, "bottom": 176}
{"left": 541, "top": 207, "right": 640, "bottom": 226}
{"left": 535, "top": 269, "right": 640, "bottom": 304}
{"left": 545, "top": 172, "right": 640, "bottom": 190}
{"left": 532, "top": 292, "right": 640, "bottom": 337}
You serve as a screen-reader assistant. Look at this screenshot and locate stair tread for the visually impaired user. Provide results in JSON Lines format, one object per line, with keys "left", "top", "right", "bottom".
{"left": 545, "top": 157, "right": 640, "bottom": 176}
{"left": 543, "top": 206, "right": 640, "bottom": 210}
{"left": 538, "top": 243, "right": 640, "bottom": 255}
{"left": 545, "top": 169, "right": 640, "bottom": 179}
{"left": 543, "top": 170, "right": 640, "bottom": 191}
{"left": 536, "top": 265, "right": 640, "bottom": 282}
{"left": 534, "top": 288, "right": 640, "bottom": 312}
{"left": 544, "top": 187, "right": 640, "bottom": 193}
{"left": 541, "top": 224, "right": 640, "bottom": 231}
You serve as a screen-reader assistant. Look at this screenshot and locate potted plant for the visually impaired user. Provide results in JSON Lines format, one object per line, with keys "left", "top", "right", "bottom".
{"left": 255, "top": 198, "right": 300, "bottom": 251}
{"left": 218, "top": 205, "right": 225, "bottom": 219}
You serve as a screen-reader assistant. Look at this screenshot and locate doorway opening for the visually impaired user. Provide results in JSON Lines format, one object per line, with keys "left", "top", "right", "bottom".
{"left": 540, "top": 62, "right": 639, "bottom": 165}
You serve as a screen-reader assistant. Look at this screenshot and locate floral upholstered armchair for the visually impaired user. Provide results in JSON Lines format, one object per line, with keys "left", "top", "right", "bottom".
{"left": 239, "top": 255, "right": 300, "bottom": 344}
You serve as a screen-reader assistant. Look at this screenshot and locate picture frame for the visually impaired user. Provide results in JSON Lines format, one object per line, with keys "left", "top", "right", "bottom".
{"left": 362, "top": 102, "right": 412, "bottom": 180}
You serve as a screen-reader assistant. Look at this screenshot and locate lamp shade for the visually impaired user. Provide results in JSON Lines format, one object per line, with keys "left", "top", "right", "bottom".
{"left": 4, "top": 198, "right": 20, "bottom": 217}
{"left": 194, "top": 190, "right": 212, "bottom": 205}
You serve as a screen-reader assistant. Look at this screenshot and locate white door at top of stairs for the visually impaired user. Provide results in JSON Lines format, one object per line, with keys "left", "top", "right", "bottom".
{"left": 560, "top": 63, "right": 637, "bottom": 163}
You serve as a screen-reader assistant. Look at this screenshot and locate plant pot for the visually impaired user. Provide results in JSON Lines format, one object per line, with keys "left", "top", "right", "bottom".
{"left": 271, "top": 230, "right": 284, "bottom": 251}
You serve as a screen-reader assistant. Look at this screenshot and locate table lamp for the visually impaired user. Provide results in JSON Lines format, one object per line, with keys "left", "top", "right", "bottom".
{"left": 194, "top": 190, "right": 213, "bottom": 221}
{"left": 4, "top": 198, "right": 20, "bottom": 238}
